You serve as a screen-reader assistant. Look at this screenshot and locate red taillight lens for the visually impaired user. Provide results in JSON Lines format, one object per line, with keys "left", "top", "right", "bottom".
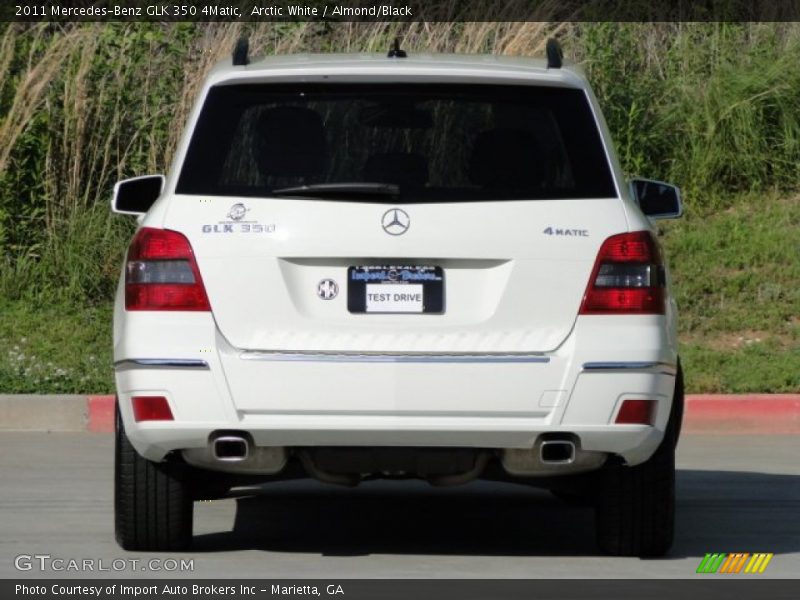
{"left": 615, "top": 399, "right": 656, "bottom": 425}
{"left": 581, "top": 287, "right": 664, "bottom": 314}
{"left": 131, "top": 396, "right": 174, "bottom": 422}
{"left": 595, "top": 232, "right": 659, "bottom": 263}
{"left": 125, "top": 228, "right": 210, "bottom": 311}
{"left": 579, "top": 231, "right": 665, "bottom": 315}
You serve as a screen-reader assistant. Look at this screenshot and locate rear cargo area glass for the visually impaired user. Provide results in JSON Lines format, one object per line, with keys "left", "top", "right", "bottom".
{"left": 177, "top": 83, "right": 616, "bottom": 202}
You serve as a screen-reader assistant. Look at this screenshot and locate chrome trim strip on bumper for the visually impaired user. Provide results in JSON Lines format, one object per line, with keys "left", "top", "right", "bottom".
{"left": 582, "top": 361, "right": 677, "bottom": 374}
{"left": 114, "top": 359, "right": 209, "bottom": 369}
{"left": 240, "top": 352, "right": 551, "bottom": 364}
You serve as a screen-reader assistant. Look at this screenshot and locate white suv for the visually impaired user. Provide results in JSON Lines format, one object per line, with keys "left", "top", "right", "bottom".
{"left": 111, "top": 39, "right": 684, "bottom": 556}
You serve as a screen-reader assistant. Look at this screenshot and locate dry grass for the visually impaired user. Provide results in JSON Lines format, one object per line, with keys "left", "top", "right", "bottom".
{"left": 0, "top": 25, "right": 92, "bottom": 173}
{"left": 3, "top": 21, "right": 800, "bottom": 231}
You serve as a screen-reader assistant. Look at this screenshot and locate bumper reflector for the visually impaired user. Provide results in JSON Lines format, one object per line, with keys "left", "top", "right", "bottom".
{"left": 132, "top": 396, "right": 174, "bottom": 422}
{"left": 615, "top": 399, "right": 656, "bottom": 425}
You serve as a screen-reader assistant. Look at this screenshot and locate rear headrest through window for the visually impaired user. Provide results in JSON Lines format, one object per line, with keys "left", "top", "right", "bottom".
{"left": 468, "top": 128, "right": 542, "bottom": 190}
{"left": 256, "top": 106, "right": 326, "bottom": 178}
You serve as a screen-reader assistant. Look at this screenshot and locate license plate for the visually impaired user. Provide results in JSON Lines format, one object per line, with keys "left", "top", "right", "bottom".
{"left": 348, "top": 266, "right": 444, "bottom": 314}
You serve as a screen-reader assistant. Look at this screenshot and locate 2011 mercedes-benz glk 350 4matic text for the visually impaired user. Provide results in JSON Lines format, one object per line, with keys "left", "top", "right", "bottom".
{"left": 111, "top": 39, "right": 684, "bottom": 556}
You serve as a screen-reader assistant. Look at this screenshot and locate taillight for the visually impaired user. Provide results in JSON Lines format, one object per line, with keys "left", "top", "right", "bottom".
{"left": 125, "top": 228, "right": 210, "bottom": 311}
{"left": 579, "top": 231, "right": 665, "bottom": 315}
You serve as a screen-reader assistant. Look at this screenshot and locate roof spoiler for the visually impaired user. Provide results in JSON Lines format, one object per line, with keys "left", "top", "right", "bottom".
{"left": 230, "top": 35, "right": 560, "bottom": 68}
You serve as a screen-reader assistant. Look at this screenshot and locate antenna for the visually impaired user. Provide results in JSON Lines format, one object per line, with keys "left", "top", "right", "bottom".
{"left": 233, "top": 36, "right": 250, "bottom": 66}
{"left": 387, "top": 38, "right": 407, "bottom": 58}
{"left": 546, "top": 38, "right": 563, "bottom": 69}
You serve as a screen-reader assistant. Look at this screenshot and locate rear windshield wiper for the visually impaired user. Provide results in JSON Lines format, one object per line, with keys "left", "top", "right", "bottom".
{"left": 271, "top": 182, "right": 400, "bottom": 199}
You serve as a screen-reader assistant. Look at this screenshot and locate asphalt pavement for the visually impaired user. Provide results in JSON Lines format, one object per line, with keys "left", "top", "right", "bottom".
{"left": 1, "top": 432, "right": 798, "bottom": 578}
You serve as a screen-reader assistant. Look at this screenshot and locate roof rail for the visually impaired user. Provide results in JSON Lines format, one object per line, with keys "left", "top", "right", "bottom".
{"left": 233, "top": 36, "right": 249, "bottom": 66}
{"left": 387, "top": 38, "right": 407, "bottom": 59}
{"left": 546, "top": 38, "right": 563, "bottom": 69}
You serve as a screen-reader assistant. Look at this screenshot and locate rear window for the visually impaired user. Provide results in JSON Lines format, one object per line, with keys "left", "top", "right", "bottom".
{"left": 176, "top": 83, "right": 616, "bottom": 202}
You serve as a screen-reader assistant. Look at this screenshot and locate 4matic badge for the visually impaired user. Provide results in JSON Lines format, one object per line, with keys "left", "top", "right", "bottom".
{"left": 543, "top": 227, "right": 589, "bottom": 237}
{"left": 202, "top": 203, "right": 276, "bottom": 234}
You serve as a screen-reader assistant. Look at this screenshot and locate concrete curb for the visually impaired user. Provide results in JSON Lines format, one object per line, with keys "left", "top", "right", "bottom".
{"left": 87, "top": 395, "right": 115, "bottom": 432}
{"left": 1, "top": 394, "right": 799, "bottom": 434}
{"left": 0, "top": 395, "right": 89, "bottom": 431}
{"left": 683, "top": 394, "right": 800, "bottom": 435}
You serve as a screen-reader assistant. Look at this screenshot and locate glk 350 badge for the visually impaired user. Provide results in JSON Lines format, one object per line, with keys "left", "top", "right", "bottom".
{"left": 202, "top": 203, "right": 276, "bottom": 234}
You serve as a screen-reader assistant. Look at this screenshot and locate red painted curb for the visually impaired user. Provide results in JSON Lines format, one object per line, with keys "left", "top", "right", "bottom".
{"left": 684, "top": 394, "right": 800, "bottom": 435}
{"left": 86, "top": 393, "right": 800, "bottom": 435}
{"left": 87, "top": 395, "right": 115, "bottom": 433}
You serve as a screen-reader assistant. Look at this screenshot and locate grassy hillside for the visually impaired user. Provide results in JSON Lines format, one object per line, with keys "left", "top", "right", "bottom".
{"left": 0, "top": 22, "right": 798, "bottom": 393}
{"left": 664, "top": 193, "right": 800, "bottom": 392}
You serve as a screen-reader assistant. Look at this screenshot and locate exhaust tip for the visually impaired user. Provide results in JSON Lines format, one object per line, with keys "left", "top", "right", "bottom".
{"left": 540, "top": 440, "right": 576, "bottom": 464}
{"left": 212, "top": 436, "right": 249, "bottom": 461}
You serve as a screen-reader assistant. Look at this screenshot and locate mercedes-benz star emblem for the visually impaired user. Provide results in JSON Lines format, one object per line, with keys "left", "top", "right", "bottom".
{"left": 381, "top": 208, "right": 410, "bottom": 236}
{"left": 317, "top": 279, "right": 338, "bottom": 300}
{"left": 227, "top": 203, "right": 249, "bottom": 221}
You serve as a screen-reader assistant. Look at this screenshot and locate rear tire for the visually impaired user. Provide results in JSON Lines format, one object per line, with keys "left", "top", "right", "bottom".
{"left": 114, "top": 404, "right": 193, "bottom": 551}
{"left": 594, "top": 437, "right": 674, "bottom": 556}
{"left": 594, "top": 363, "right": 683, "bottom": 557}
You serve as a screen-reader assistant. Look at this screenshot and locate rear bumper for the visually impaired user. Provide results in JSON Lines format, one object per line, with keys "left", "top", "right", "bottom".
{"left": 120, "top": 416, "right": 665, "bottom": 466}
{"left": 114, "top": 312, "right": 677, "bottom": 469}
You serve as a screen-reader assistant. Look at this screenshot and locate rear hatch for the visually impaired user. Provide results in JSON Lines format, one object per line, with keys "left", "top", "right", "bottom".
{"left": 165, "top": 197, "right": 624, "bottom": 353}
{"left": 165, "top": 80, "right": 624, "bottom": 355}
